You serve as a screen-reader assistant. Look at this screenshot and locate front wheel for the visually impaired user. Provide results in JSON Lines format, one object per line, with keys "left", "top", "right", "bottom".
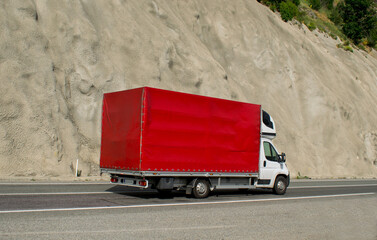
{"left": 273, "top": 176, "right": 288, "bottom": 195}
{"left": 192, "top": 179, "right": 210, "bottom": 198}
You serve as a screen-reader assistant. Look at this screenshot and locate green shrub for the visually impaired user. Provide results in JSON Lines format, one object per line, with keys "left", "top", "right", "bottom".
{"left": 307, "top": 22, "right": 317, "bottom": 31}
{"left": 292, "top": 0, "right": 300, "bottom": 6}
{"left": 329, "top": 32, "right": 337, "bottom": 39}
{"left": 309, "top": 0, "right": 321, "bottom": 10}
{"left": 329, "top": 8, "right": 343, "bottom": 26}
{"left": 280, "top": 0, "right": 299, "bottom": 22}
{"left": 270, "top": 0, "right": 285, "bottom": 5}
{"left": 297, "top": 172, "right": 310, "bottom": 179}
{"left": 260, "top": 0, "right": 271, "bottom": 5}
{"left": 270, "top": 4, "right": 278, "bottom": 11}
{"left": 367, "top": 29, "right": 377, "bottom": 47}
{"left": 296, "top": 10, "right": 307, "bottom": 23}
{"left": 324, "top": 0, "right": 334, "bottom": 9}
{"left": 358, "top": 43, "right": 366, "bottom": 51}
{"left": 337, "top": 42, "right": 354, "bottom": 52}
{"left": 344, "top": 45, "right": 354, "bottom": 52}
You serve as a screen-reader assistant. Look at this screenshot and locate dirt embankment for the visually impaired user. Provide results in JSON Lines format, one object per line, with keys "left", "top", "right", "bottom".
{"left": 0, "top": 0, "right": 376, "bottom": 179}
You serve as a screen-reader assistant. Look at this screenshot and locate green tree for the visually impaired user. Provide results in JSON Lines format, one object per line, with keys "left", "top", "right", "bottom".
{"left": 292, "top": 0, "right": 300, "bottom": 6}
{"left": 280, "top": 0, "right": 299, "bottom": 21}
{"left": 367, "top": 28, "right": 377, "bottom": 47}
{"left": 341, "top": 0, "right": 377, "bottom": 43}
{"left": 309, "top": 0, "right": 321, "bottom": 10}
{"left": 329, "top": 5, "right": 343, "bottom": 26}
{"left": 322, "top": 0, "right": 334, "bottom": 9}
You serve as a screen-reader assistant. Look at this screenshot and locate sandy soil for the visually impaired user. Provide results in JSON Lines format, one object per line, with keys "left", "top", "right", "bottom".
{"left": 0, "top": 0, "right": 376, "bottom": 179}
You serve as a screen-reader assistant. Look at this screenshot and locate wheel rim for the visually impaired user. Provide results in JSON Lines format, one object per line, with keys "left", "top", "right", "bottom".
{"left": 196, "top": 182, "right": 207, "bottom": 194}
{"left": 277, "top": 180, "right": 285, "bottom": 191}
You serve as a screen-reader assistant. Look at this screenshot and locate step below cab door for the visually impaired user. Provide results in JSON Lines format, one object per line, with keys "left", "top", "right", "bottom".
{"left": 258, "top": 139, "right": 285, "bottom": 186}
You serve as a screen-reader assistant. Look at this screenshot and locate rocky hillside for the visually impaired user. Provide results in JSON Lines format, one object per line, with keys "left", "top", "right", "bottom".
{"left": 1, "top": 0, "right": 376, "bottom": 179}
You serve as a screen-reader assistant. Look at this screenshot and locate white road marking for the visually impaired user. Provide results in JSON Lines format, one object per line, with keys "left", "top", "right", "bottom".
{"left": 0, "top": 192, "right": 114, "bottom": 196}
{"left": 0, "top": 225, "right": 235, "bottom": 236}
{"left": 290, "top": 179, "right": 376, "bottom": 182}
{"left": 0, "top": 182, "right": 109, "bottom": 185}
{"left": 1, "top": 183, "right": 376, "bottom": 196}
{"left": 0, "top": 192, "right": 374, "bottom": 214}
{"left": 289, "top": 184, "right": 377, "bottom": 189}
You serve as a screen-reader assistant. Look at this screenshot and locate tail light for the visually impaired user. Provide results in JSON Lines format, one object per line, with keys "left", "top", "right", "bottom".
{"left": 110, "top": 177, "right": 118, "bottom": 183}
{"left": 139, "top": 181, "right": 147, "bottom": 187}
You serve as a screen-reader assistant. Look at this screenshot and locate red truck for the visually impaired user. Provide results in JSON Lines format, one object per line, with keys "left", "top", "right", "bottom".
{"left": 100, "top": 87, "right": 289, "bottom": 198}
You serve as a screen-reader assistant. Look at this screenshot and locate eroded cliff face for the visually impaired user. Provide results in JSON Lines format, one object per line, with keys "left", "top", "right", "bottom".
{"left": 0, "top": 0, "right": 376, "bottom": 178}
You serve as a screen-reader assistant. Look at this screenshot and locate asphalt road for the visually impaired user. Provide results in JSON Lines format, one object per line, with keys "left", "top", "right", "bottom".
{"left": 0, "top": 179, "right": 376, "bottom": 239}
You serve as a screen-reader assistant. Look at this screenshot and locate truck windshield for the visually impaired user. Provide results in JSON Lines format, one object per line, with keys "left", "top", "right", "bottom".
{"left": 263, "top": 142, "right": 278, "bottom": 161}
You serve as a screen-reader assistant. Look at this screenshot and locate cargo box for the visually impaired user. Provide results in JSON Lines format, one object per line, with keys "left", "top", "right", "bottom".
{"left": 100, "top": 87, "right": 261, "bottom": 174}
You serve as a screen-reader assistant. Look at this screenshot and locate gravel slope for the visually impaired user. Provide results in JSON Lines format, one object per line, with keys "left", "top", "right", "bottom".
{"left": 0, "top": 0, "right": 376, "bottom": 178}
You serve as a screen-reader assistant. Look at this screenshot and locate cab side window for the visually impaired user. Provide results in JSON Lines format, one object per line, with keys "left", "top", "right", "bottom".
{"left": 263, "top": 142, "right": 278, "bottom": 162}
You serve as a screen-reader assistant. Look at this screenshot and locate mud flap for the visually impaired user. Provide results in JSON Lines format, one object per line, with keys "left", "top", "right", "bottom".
{"left": 185, "top": 178, "right": 197, "bottom": 195}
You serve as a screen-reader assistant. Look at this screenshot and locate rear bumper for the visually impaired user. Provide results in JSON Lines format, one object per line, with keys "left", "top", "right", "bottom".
{"left": 110, "top": 175, "right": 149, "bottom": 189}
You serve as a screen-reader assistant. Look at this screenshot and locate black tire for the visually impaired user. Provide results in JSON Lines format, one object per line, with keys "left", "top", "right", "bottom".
{"left": 273, "top": 176, "right": 288, "bottom": 195}
{"left": 192, "top": 179, "right": 210, "bottom": 198}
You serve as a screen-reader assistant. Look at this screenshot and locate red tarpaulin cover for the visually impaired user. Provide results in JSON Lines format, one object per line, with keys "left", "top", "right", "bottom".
{"left": 100, "top": 87, "right": 261, "bottom": 173}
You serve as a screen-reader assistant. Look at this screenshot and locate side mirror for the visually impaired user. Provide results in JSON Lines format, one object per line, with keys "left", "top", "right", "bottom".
{"left": 279, "top": 153, "right": 286, "bottom": 162}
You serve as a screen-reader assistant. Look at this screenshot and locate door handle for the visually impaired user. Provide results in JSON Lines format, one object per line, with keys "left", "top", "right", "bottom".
{"left": 263, "top": 161, "right": 266, "bottom": 167}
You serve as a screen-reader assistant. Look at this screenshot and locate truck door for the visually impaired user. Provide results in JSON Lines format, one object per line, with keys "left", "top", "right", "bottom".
{"left": 259, "top": 141, "right": 282, "bottom": 182}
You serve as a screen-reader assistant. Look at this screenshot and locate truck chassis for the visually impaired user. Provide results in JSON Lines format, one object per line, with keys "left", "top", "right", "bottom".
{"left": 101, "top": 169, "right": 289, "bottom": 198}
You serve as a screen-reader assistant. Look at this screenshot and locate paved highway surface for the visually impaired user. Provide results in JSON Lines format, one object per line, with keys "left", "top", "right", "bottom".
{"left": 0, "top": 179, "right": 376, "bottom": 239}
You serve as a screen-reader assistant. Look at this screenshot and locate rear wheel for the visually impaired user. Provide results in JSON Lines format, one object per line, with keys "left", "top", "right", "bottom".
{"left": 192, "top": 179, "right": 210, "bottom": 198}
{"left": 273, "top": 176, "right": 287, "bottom": 195}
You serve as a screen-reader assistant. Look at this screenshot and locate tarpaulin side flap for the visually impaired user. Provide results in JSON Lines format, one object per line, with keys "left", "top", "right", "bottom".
{"left": 141, "top": 87, "right": 261, "bottom": 172}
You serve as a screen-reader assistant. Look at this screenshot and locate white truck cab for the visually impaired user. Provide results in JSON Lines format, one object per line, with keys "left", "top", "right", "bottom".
{"left": 256, "top": 111, "right": 290, "bottom": 194}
